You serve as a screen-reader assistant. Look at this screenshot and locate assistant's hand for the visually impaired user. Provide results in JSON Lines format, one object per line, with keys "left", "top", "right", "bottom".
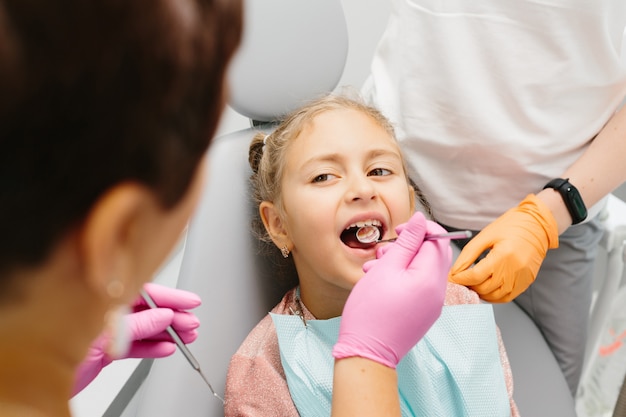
{"left": 332, "top": 212, "right": 451, "bottom": 369}
{"left": 72, "top": 283, "right": 201, "bottom": 395}
{"left": 449, "top": 194, "right": 559, "bottom": 302}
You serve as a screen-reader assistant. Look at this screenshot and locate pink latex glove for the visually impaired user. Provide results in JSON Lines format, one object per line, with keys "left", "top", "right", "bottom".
{"left": 72, "top": 282, "right": 201, "bottom": 395}
{"left": 332, "top": 211, "right": 451, "bottom": 368}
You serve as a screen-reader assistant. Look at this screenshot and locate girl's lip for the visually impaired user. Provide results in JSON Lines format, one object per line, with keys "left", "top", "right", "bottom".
{"left": 342, "top": 242, "right": 379, "bottom": 258}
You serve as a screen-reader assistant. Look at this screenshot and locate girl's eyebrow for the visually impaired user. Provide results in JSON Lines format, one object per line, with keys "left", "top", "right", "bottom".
{"left": 367, "top": 148, "right": 403, "bottom": 161}
{"left": 301, "top": 148, "right": 402, "bottom": 170}
{"left": 300, "top": 153, "right": 342, "bottom": 170}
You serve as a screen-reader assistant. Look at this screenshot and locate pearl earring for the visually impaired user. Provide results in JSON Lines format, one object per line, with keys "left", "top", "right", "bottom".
{"left": 281, "top": 246, "right": 290, "bottom": 258}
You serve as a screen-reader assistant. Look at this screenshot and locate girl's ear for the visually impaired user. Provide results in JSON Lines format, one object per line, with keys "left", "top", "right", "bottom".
{"left": 260, "top": 201, "right": 293, "bottom": 251}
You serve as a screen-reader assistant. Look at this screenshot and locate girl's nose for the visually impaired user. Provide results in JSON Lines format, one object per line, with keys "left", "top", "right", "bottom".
{"left": 346, "top": 174, "right": 377, "bottom": 202}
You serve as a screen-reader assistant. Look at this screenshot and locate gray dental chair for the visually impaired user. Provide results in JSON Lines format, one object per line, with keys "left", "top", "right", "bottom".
{"left": 132, "top": 1, "right": 575, "bottom": 416}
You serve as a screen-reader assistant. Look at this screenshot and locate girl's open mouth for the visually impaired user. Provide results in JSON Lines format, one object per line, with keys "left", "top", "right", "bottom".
{"left": 340, "top": 220, "right": 383, "bottom": 249}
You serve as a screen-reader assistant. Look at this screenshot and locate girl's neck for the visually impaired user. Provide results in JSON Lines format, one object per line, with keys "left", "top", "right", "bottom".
{"left": 298, "top": 282, "right": 350, "bottom": 319}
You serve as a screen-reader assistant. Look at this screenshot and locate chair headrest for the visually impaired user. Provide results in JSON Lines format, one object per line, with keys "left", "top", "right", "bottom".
{"left": 227, "top": 0, "right": 348, "bottom": 122}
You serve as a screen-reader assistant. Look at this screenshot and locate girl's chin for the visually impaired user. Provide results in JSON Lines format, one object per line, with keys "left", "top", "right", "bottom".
{"left": 347, "top": 267, "right": 369, "bottom": 284}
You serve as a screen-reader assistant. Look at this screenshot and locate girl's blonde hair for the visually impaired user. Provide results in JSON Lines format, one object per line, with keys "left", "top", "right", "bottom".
{"left": 248, "top": 92, "right": 432, "bottom": 244}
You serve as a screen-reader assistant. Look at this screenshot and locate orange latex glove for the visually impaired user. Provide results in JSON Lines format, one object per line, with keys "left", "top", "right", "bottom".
{"left": 449, "top": 194, "right": 559, "bottom": 302}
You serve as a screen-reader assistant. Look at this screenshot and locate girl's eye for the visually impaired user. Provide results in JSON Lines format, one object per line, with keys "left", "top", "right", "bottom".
{"left": 312, "top": 173, "right": 335, "bottom": 183}
{"left": 369, "top": 168, "right": 392, "bottom": 176}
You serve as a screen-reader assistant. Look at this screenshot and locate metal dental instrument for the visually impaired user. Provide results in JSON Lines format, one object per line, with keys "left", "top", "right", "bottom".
{"left": 356, "top": 226, "right": 472, "bottom": 245}
{"left": 139, "top": 288, "right": 224, "bottom": 404}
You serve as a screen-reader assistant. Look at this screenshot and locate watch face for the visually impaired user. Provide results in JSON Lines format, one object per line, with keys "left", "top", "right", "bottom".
{"left": 569, "top": 193, "right": 588, "bottom": 222}
{"left": 563, "top": 185, "right": 587, "bottom": 223}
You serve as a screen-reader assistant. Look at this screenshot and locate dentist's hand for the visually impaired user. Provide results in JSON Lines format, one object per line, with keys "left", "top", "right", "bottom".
{"left": 332, "top": 212, "right": 451, "bottom": 369}
{"left": 72, "top": 283, "right": 201, "bottom": 395}
{"left": 449, "top": 194, "right": 559, "bottom": 302}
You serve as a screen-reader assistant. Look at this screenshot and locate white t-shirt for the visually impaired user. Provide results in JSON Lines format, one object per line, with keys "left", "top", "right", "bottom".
{"left": 363, "top": 0, "right": 626, "bottom": 230}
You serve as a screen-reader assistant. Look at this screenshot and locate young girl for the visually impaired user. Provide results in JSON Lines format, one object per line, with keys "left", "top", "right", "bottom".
{"left": 224, "top": 93, "right": 519, "bottom": 416}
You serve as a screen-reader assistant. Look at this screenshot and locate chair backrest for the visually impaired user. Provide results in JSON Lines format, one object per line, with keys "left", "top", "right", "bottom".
{"left": 133, "top": 1, "right": 348, "bottom": 416}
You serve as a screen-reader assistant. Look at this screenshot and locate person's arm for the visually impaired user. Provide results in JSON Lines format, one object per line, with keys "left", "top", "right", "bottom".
{"left": 330, "top": 212, "right": 451, "bottom": 416}
{"left": 540, "top": 104, "right": 626, "bottom": 233}
{"left": 450, "top": 104, "right": 626, "bottom": 302}
{"left": 332, "top": 358, "right": 400, "bottom": 416}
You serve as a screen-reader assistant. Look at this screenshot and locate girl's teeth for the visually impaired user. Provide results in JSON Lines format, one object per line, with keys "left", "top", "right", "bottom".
{"left": 346, "top": 219, "right": 382, "bottom": 230}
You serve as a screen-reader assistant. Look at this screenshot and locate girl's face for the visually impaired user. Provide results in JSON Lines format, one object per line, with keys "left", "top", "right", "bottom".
{"left": 264, "top": 108, "right": 414, "bottom": 317}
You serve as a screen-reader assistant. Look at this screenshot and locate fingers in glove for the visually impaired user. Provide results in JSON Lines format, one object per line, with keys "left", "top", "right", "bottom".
{"left": 362, "top": 245, "right": 388, "bottom": 273}
{"left": 364, "top": 216, "right": 447, "bottom": 273}
{"left": 170, "top": 310, "right": 200, "bottom": 333}
{"left": 362, "top": 258, "right": 376, "bottom": 273}
{"left": 125, "top": 308, "right": 174, "bottom": 341}
{"left": 376, "top": 211, "right": 428, "bottom": 269}
{"left": 478, "top": 286, "right": 518, "bottom": 303}
{"left": 449, "top": 247, "right": 496, "bottom": 287}
{"left": 450, "top": 230, "right": 495, "bottom": 274}
{"left": 126, "top": 341, "right": 177, "bottom": 359}
{"left": 134, "top": 283, "right": 201, "bottom": 310}
{"left": 137, "top": 328, "right": 199, "bottom": 344}
{"left": 407, "top": 242, "right": 451, "bottom": 296}
{"left": 453, "top": 249, "right": 527, "bottom": 302}
{"left": 126, "top": 308, "right": 200, "bottom": 341}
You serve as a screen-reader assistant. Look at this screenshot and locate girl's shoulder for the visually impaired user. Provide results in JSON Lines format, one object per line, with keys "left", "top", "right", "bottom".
{"left": 232, "top": 287, "right": 299, "bottom": 358}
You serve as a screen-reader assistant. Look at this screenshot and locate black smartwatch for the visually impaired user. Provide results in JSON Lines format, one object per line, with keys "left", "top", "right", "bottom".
{"left": 543, "top": 178, "right": 587, "bottom": 225}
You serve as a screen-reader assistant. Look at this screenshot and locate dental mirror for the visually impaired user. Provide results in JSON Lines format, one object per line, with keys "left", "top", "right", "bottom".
{"left": 355, "top": 225, "right": 381, "bottom": 244}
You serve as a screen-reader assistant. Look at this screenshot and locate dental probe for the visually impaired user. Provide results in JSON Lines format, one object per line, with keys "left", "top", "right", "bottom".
{"left": 423, "top": 230, "right": 472, "bottom": 241}
{"left": 374, "top": 230, "right": 472, "bottom": 244}
{"left": 139, "top": 288, "right": 225, "bottom": 404}
{"left": 356, "top": 226, "right": 472, "bottom": 245}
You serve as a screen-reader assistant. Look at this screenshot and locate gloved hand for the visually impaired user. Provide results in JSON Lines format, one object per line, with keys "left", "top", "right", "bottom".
{"left": 72, "top": 283, "right": 201, "bottom": 395}
{"left": 332, "top": 211, "right": 451, "bottom": 369}
{"left": 449, "top": 194, "right": 559, "bottom": 302}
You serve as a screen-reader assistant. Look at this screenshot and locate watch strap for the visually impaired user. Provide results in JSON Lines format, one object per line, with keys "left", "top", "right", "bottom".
{"left": 542, "top": 178, "right": 588, "bottom": 225}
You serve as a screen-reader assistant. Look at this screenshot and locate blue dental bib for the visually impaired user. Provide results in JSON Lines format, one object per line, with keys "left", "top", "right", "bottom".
{"left": 271, "top": 304, "right": 511, "bottom": 417}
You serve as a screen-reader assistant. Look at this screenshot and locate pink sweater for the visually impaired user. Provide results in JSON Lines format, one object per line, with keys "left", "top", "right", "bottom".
{"left": 224, "top": 284, "right": 520, "bottom": 416}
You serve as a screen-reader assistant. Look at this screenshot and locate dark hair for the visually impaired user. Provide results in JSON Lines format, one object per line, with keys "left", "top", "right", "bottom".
{"left": 0, "top": 0, "right": 242, "bottom": 275}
